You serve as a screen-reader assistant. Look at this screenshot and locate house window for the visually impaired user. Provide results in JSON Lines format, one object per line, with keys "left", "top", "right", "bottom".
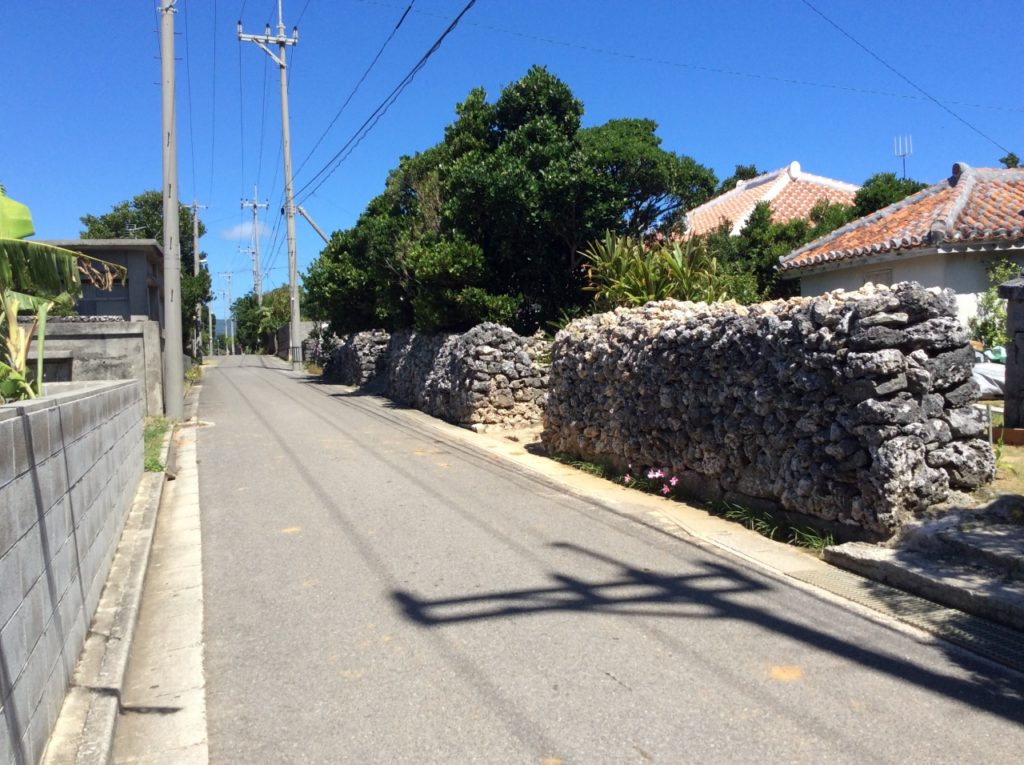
{"left": 862, "top": 269, "right": 893, "bottom": 287}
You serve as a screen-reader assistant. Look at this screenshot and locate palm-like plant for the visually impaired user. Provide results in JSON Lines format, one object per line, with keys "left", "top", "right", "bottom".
{"left": 0, "top": 190, "right": 122, "bottom": 402}
{"left": 580, "top": 231, "right": 729, "bottom": 310}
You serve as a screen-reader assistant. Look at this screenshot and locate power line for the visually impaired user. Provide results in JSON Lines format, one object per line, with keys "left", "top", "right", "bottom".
{"left": 183, "top": 0, "right": 199, "bottom": 197}
{"left": 799, "top": 0, "right": 1012, "bottom": 153}
{"left": 256, "top": 47, "right": 270, "bottom": 185}
{"left": 294, "top": 0, "right": 477, "bottom": 204}
{"left": 350, "top": 0, "right": 1023, "bottom": 116}
{"left": 208, "top": 0, "right": 219, "bottom": 202}
{"left": 236, "top": 34, "right": 248, "bottom": 275}
{"left": 293, "top": 0, "right": 415, "bottom": 179}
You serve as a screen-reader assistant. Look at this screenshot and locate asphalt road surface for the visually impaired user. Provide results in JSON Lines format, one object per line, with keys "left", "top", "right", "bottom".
{"left": 197, "top": 356, "right": 1024, "bottom": 764}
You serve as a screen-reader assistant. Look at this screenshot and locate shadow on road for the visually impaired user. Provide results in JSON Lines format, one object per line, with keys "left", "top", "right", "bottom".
{"left": 393, "top": 542, "right": 1024, "bottom": 724}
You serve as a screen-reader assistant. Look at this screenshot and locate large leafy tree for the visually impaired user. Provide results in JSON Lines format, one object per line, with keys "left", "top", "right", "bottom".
{"left": 306, "top": 66, "right": 717, "bottom": 334}
{"left": 80, "top": 190, "right": 212, "bottom": 353}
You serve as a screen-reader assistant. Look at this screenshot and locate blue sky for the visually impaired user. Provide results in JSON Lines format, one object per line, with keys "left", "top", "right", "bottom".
{"left": 4, "top": 1, "right": 1021, "bottom": 320}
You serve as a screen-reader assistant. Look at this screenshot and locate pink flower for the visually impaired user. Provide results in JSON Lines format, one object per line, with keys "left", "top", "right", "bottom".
{"left": 669, "top": 476, "right": 679, "bottom": 487}
{"left": 647, "top": 468, "right": 664, "bottom": 479}
{"left": 623, "top": 475, "right": 632, "bottom": 485}
{"left": 661, "top": 484, "right": 671, "bottom": 495}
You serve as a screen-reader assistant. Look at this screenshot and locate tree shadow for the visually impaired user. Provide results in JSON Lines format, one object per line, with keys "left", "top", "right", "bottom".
{"left": 392, "top": 542, "right": 1024, "bottom": 724}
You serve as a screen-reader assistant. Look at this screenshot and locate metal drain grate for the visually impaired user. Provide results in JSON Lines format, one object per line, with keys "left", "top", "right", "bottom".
{"left": 790, "top": 568, "right": 1024, "bottom": 674}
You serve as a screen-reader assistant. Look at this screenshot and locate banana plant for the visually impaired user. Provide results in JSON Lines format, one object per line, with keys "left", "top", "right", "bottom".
{"left": 0, "top": 191, "right": 123, "bottom": 403}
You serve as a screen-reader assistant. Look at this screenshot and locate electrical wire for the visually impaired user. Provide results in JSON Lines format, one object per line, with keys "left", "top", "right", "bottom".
{"left": 349, "top": 0, "right": 1022, "bottom": 116}
{"left": 293, "top": 0, "right": 415, "bottom": 179}
{"left": 294, "top": 0, "right": 477, "bottom": 204}
{"left": 799, "top": 0, "right": 1012, "bottom": 153}
{"left": 207, "top": 0, "right": 219, "bottom": 202}
{"left": 183, "top": 0, "right": 199, "bottom": 199}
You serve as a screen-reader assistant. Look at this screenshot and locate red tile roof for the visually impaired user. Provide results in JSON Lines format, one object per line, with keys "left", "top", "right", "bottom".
{"left": 779, "top": 163, "right": 1024, "bottom": 273}
{"left": 685, "top": 161, "right": 859, "bottom": 237}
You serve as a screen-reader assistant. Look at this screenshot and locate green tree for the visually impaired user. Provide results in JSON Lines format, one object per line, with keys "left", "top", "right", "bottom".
{"left": 969, "top": 258, "right": 1023, "bottom": 348}
{"left": 306, "top": 66, "right": 717, "bottom": 334}
{"left": 701, "top": 198, "right": 856, "bottom": 301}
{"left": 80, "top": 190, "right": 213, "bottom": 354}
{"left": 715, "top": 164, "right": 760, "bottom": 195}
{"left": 1000, "top": 152, "right": 1020, "bottom": 169}
{"left": 853, "top": 173, "right": 928, "bottom": 217}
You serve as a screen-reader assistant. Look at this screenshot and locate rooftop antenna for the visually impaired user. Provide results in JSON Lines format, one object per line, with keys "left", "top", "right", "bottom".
{"left": 894, "top": 135, "right": 913, "bottom": 179}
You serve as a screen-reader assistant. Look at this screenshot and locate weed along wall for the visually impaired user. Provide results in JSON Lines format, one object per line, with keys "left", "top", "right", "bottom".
{"left": 324, "top": 323, "right": 551, "bottom": 430}
{"left": 0, "top": 380, "right": 144, "bottom": 763}
{"left": 542, "top": 283, "right": 995, "bottom": 538}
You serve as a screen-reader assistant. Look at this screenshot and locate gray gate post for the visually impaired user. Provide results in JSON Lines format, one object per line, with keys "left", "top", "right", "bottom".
{"left": 998, "top": 277, "right": 1024, "bottom": 428}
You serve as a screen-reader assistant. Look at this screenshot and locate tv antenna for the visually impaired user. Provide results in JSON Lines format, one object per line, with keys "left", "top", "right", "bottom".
{"left": 894, "top": 135, "right": 913, "bottom": 179}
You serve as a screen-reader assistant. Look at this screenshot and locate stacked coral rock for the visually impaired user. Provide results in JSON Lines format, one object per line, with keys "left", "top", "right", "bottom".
{"left": 322, "top": 330, "right": 391, "bottom": 386}
{"left": 542, "top": 283, "right": 994, "bottom": 536}
{"left": 324, "top": 323, "right": 550, "bottom": 429}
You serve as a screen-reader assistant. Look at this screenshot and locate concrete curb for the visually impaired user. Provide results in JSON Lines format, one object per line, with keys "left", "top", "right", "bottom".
{"left": 824, "top": 542, "right": 1024, "bottom": 633}
{"left": 73, "top": 469, "right": 166, "bottom": 765}
{"left": 75, "top": 415, "right": 176, "bottom": 765}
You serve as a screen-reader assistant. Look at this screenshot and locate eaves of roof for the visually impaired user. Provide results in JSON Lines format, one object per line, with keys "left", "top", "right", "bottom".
{"left": 779, "top": 162, "right": 1024, "bottom": 275}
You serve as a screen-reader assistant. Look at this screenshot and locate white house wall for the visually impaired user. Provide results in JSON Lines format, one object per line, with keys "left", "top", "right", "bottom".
{"left": 797, "top": 251, "right": 1024, "bottom": 327}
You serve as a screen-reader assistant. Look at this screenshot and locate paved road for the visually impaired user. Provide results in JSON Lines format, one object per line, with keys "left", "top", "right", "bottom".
{"left": 197, "top": 356, "right": 1024, "bottom": 764}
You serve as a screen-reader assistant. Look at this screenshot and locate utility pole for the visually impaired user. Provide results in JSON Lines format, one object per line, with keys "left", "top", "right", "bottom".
{"left": 189, "top": 199, "right": 207, "bottom": 357}
{"left": 219, "top": 273, "right": 234, "bottom": 355}
{"left": 240, "top": 187, "right": 268, "bottom": 305}
{"left": 239, "top": 246, "right": 258, "bottom": 305}
{"left": 160, "top": 1, "right": 184, "bottom": 419}
{"left": 238, "top": 2, "right": 302, "bottom": 370}
{"left": 208, "top": 303, "right": 214, "bottom": 357}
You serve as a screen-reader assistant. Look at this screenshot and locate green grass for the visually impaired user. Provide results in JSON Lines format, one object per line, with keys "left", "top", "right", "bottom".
{"left": 550, "top": 453, "right": 615, "bottom": 479}
{"left": 144, "top": 417, "right": 172, "bottom": 472}
{"left": 549, "top": 455, "right": 837, "bottom": 554}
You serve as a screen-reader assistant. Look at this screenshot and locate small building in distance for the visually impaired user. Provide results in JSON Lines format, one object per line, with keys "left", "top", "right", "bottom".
{"left": 41, "top": 238, "right": 164, "bottom": 321}
{"left": 685, "top": 160, "right": 860, "bottom": 237}
{"left": 27, "top": 238, "right": 167, "bottom": 413}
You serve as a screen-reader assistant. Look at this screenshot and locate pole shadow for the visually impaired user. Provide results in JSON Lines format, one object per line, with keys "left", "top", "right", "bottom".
{"left": 392, "top": 541, "right": 1024, "bottom": 724}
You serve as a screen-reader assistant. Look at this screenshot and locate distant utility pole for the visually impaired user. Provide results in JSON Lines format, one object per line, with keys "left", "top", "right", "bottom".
{"left": 219, "top": 274, "right": 234, "bottom": 355}
{"left": 238, "top": 245, "right": 258, "bottom": 305}
{"left": 238, "top": 2, "right": 302, "bottom": 370}
{"left": 190, "top": 199, "right": 207, "bottom": 357}
{"left": 160, "top": 0, "right": 184, "bottom": 419}
{"left": 208, "top": 304, "right": 214, "bottom": 357}
{"left": 240, "top": 187, "right": 268, "bottom": 305}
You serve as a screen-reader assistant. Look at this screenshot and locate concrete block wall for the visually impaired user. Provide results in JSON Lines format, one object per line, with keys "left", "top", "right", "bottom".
{"left": 275, "top": 321, "right": 316, "bottom": 361}
{"left": 26, "top": 318, "right": 163, "bottom": 415}
{"left": 0, "top": 381, "right": 144, "bottom": 765}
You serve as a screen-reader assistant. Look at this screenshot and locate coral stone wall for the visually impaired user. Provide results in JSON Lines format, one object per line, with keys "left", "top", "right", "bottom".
{"left": 385, "top": 325, "right": 549, "bottom": 428}
{"left": 542, "top": 283, "right": 995, "bottom": 536}
{"left": 323, "top": 330, "right": 390, "bottom": 386}
{"left": 323, "top": 324, "right": 550, "bottom": 429}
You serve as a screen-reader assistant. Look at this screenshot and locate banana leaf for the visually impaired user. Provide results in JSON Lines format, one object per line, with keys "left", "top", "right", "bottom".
{"left": 0, "top": 238, "right": 84, "bottom": 297}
